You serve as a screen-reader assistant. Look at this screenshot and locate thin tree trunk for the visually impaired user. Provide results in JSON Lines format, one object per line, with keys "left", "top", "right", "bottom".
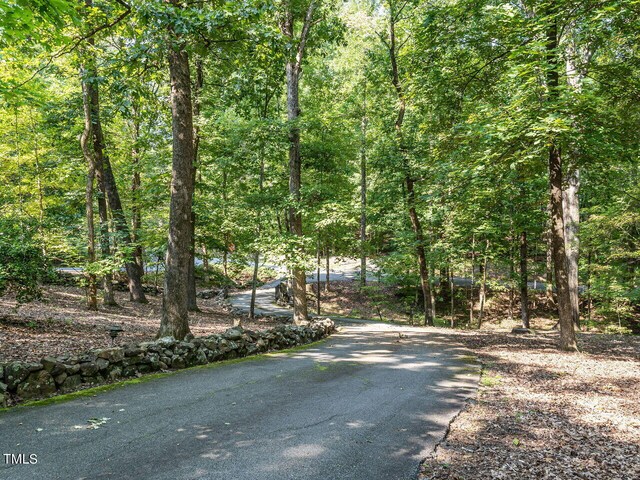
{"left": 82, "top": 41, "right": 146, "bottom": 303}
{"left": 79, "top": 46, "right": 116, "bottom": 307}
{"left": 249, "top": 145, "right": 266, "bottom": 321}
{"left": 545, "top": 5, "right": 578, "bottom": 351}
{"left": 202, "top": 245, "right": 210, "bottom": 284}
{"left": 545, "top": 207, "right": 555, "bottom": 306}
{"left": 130, "top": 101, "right": 144, "bottom": 280}
{"left": 563, "top": 169, "right": 580, "bottom": 328}
{"left": 317, "top": 237, "right": 321, "bottom": 315}
{"left": 449, "top": 268, "right": 455, "bottom": 327}
{"left": 386, "top": 6, "right": 433, "bottom": 326}
{"left": 158, "top": 14, "right": 195, "bottom": 340}
{"left": 325, "top": 246, "right": 330, "bottom": 292}
{"left": 469, "top": 234, "right": 475, "bottom": 326}
{"left": 478, "top": 240, "right": 488, "bottom": 328}
{"left": 81, "top": 82, "right": 97, "bottom": 311}
{"left": 93, "top": 107, "right": 146, "bottom": 303}
{"left": 360, "top": 79, "right": 367, "bottom": 288}
{"left": 520, "top": 231, "right": 530, "bottom": 329}
{"left": 187, "top": 59, "right": 204, "bottom": 312}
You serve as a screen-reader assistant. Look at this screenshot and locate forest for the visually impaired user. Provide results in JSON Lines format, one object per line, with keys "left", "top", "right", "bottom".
{"left": 2, "top": 0, "right": 639, "bottom": 345}
{"left": 1, "top": 0, "right": 640, "bottom": 478}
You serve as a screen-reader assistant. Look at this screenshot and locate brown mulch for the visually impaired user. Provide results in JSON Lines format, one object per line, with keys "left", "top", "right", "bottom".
{"left": 420, "top": 330, "right": 640, "bottom": 480}
{"left": 0, "top": 286, "right": 286, "bottom": 363}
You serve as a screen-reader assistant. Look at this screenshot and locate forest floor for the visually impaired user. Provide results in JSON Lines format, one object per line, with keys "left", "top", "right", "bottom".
{"left": 419, "top": 330, "right": 640, "bottom": 480}
{"left": 0, "top": 285, "right": 286, "bottom": 363}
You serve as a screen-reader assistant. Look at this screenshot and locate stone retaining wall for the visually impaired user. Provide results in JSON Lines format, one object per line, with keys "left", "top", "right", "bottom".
{"left": 0, "top": 318, "right": 335, "bottom": 407}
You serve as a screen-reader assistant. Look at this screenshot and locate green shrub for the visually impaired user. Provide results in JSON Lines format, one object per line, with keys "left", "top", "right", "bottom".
{"left": 0, "top": 220, "right": 50, "bottom": 302}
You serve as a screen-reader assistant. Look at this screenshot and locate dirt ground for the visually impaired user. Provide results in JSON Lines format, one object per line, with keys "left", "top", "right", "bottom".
{"left": 420, "top": 330, "right": 640, "bottom": 480}
{"left": 0, "top": 285, "right": 285, "bottom": 363}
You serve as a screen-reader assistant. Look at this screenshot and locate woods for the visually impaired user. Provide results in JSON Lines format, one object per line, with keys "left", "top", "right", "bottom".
{"left": 1, "top": 0, "right": 639, "bottom": 346}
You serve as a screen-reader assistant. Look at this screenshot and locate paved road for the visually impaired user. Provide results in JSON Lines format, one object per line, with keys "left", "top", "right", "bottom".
{"left": 0, "top": 321, "right": 479, "bottom": 480}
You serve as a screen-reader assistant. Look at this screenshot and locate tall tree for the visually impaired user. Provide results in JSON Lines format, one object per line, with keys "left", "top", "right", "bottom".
{"left": 158, "top": 0, "right": 195, "bottom": 340}
{"left": 279, "top": 0, "right": 317, "bottom": 324}
{"left": 545, "top": 2, "right": 577, "bottom": 351}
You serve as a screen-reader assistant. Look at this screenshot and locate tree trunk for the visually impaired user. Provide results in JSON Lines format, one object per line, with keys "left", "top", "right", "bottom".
{"left": 85, "top": 77, "right": 146, "bottom": 303}
{"left": 79, "top": 45, "right": 117, "bottom": 307}
{"left": 187, "top": 59, "right": 204, "bottom": 312}
{"left": 325, "top": 246, "right": 330, "bottom": 292}
{"left": 386, "top": 7, "right": 433, "bottom": 326}
{"left": 478, "top": 241, "right": 488, "bottom": 328}
{"left": 158, "top": 19, "right": 195, "bottom": 340}
{"left": 202, "top": 245, "right": 210, "bottom": 284}
{"left": 360, "top": 79, "right": 367, "bottom": 288}
{"left": 249, "top": 145, "right": 266, "bottom": 320}
{"left": 286, "top": 60, "right": 308, "bottom": 324}
{"left": 81, "top": 84, "right": 97, "bottom": 311}
{"left": 316, "top": 237, "right": 321, "bottom": 315}
{"left": 130, "top": 102, "right": 144, "bottom": 280}
{"left": 545, "top": 6, "right": 578, "bottom": 351}
{"left": 563, "top": 169, "right": 580, "bottom": 328}
{"left": 545, "top": 209, "right": 555, "bottom": 306}
{"left": 520, "top": 231, "right": 530, "bottom": 329}
{"left": 279, "top": 2, "right": 316, "bottom": 325}
{"left": 469, "top": 235, "right": 475, "bottom": 325}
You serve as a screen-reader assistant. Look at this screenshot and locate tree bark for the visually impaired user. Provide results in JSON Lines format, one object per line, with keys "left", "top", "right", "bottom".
{"left": 158, "top": 14, "right": 195, "bottom": 340}
{"left": 280, "top": 1, "right": 316, "bottom": 325}
{"left": 520, "top": 231, "right": 530, "bottom": 329}
{"left": 478, "top": 241, "right": 488, "bottom": 328}
{"left": 563, "top": 170, "right": 580, "bottom": 328}
{"left": 545, "top": 5, "right": 578, "bottom": 351}
{"left": 187, "top": 59, "right": 204, "bottom": 312}
{"left": 130, "top": 101, "right": 144, "bottom": 280}
{"left": 325, "top": 246, "right": 330, "bottom": 293}
{"left": 360, "top": 79, "right": 367, "bottom": 288}
{"left": 81, "top": 82, "right": 97, "bottom": 311}
{"left": 78, "top": 35, "right": 117, "bottom": 306}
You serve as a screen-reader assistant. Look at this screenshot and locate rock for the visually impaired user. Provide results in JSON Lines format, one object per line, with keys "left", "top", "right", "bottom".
{"left": 96, "top": 358, "right": 110, "bottom": 371}
{"left": 108, "top": 367, "right": 122, "bottom": 380}
{"left": 5, "top": 362, "right": 31, "bottom": 391}
{"left": 26, "top": 362, "right": 44, "bottom": 373}
{"left": 78, "top": 353, "right": 96, "bottom": 364}
{"left": 79, "top": 362, "right": 98, "bottom": 377}
{"left": 41, "top": 357, "right": 65, "bottom": 376}
{"left": 156, "top": 337, "right": 176, "bottom": 348}
{"left": 122, "top": 366, "right": 138, "bottom": 377}
{"left": 178, "top": 341, "right": 195, "bottom": 351}
{"left": 224, "top": 327, "right": 244, "bottom": 341}
{"left": 124, "top": 345, "right": 143, "bottom": 357}
{"left": 16, "top": 370, "right": 56, "bottom": 400}
{"left": 195, "top": 350, "right": 208, "bottom": 365}
{"left": 54, "top": 372, "right": 67, "bottom": 386}
{"left": 96, "top": 348, "right": 125, "bottom": 363}
{"left": 184, "top": 333, "right": 195, "bottom": 342}
{"left": 64, "top": 363, "right": 80, "bottom": 375}
{"left": 511, "top": 327, "right": 532, "bottom": 335}
{"left": 171, "top": 356, "right": 186, "bottom": 369}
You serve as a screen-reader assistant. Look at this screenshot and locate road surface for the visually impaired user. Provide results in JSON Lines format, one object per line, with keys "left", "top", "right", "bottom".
{"left": 0, "top": 320, "right": 479, "bottom": 480}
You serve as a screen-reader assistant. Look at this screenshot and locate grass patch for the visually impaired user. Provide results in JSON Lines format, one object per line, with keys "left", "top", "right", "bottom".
{"left": 480, "top": 373, "right": 502, "bottom": 387}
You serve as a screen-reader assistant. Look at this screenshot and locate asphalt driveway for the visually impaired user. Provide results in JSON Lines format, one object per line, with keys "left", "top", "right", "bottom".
{"left": 0, "top": 320, "right": 478, "bottom": 480}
